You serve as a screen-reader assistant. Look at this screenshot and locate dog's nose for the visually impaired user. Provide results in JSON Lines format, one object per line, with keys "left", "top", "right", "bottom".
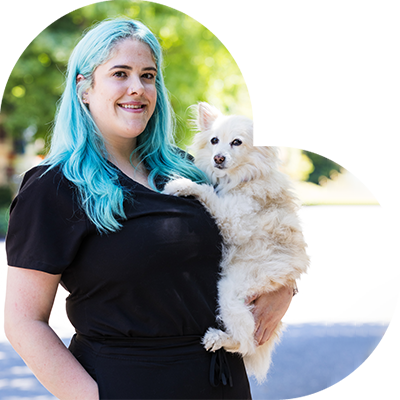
{"left": 214, "top": 155, "right": 225, "bottom": 165}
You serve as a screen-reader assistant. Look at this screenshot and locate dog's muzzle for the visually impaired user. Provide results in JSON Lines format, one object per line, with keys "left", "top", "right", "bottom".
{"left": 214, "top": 154, "right": 226, "bottom": 169}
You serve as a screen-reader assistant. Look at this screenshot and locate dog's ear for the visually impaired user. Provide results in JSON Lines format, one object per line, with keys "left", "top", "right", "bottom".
{"left": 253, "top": 117, "right": 276, "bottom": 139}
{"left": 197, "top": 102, "right": 222, "bottom": 131}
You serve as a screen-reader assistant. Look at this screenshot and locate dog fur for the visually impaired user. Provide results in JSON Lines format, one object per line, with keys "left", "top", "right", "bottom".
{"left": 163, "top": 102, "right": 310, "bottom": 383}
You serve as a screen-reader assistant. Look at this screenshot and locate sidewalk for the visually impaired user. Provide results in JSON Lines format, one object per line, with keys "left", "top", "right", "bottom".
{"left": 0, "top": 205, "right": 398, "bottom": 399}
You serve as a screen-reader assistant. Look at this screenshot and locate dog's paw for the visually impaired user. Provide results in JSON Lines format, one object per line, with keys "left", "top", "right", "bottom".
{"left": 163, "top": 178, "right": 197, "bottom": 197}
{"left": 202, "top": 328, "right": 241, "bottom": 353}
{"left": 202, "top": 328, "right": 226, "bottom": 352}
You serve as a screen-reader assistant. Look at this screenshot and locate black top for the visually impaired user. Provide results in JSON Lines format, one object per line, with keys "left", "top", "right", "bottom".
{"left": 6, "top": 165, "right": 223, "bottom": 339}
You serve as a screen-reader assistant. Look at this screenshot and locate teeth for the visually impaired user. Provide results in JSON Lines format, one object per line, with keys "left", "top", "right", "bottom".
{"left": 120, "top": 104, "right": 143, "bottom": 109}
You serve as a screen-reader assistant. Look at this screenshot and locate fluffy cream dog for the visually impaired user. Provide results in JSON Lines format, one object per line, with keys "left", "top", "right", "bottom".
{"left": 164, "top": 102, "right": 309, "bottom": 383}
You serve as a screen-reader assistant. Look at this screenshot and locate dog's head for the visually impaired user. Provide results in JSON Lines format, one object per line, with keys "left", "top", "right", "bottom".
{"left": 190, "top": 102, "right": 279, "bottom": 191}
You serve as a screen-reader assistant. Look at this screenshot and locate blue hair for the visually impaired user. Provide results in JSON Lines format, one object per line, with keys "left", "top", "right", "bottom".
{"left": 43, "top": 18, "right": 209, "bottom": 233}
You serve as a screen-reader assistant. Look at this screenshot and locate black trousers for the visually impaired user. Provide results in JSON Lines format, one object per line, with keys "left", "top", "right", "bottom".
{"left": 69, "top": 334, "right": 252, "bottom": 400}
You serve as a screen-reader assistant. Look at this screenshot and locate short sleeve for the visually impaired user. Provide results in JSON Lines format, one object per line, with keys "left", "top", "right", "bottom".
{"left": 6, "top": 165, "right": 89, "bottom": 275}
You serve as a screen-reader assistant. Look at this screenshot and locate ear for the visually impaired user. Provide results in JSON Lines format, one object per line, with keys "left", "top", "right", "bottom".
{"left": 196, "top": 102, "right": 222, "bottom": 131}
{"left": 76, "top": 74, "right": 89, "bottom": 104}
{"left": 253, "top": 117, "right": 276, "bottom": 139}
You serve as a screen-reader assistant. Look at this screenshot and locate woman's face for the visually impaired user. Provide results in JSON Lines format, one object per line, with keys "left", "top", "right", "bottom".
{"left": 83, "top": 38, "right": 157, "bottom": 153}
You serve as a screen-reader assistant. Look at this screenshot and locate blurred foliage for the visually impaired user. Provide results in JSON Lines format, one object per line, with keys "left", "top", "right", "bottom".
{"left": 0, "top": 185, "right": 11, "bottom": 237}
{"left": 0, "top": 0, "right": 250, "bottom": 149}
{"left": 259, "top": 0, "right": 334, "bottom": 183}
{"left": 0, "top": 208, "right": 9, "bottom": 238}
{"left": 302, "top": 150, "right": 343, "bottom": 185}
{"left": 0, "top": 0, "right": 329, "bottom": 184}
{"left": 0, "top": 186, "right": 12, "bottom": 207}
{"left": 0, "top": 0, "right": 79, "bottom": 151}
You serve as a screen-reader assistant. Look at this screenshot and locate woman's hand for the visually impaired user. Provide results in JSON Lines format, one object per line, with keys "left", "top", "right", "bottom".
{"left": 245, "top": 285, "right": 293, "bottom": 346}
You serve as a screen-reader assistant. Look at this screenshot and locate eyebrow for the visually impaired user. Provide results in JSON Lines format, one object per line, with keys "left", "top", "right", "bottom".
{"left": 109, "top": 65, "right": 157, "bottom": 73}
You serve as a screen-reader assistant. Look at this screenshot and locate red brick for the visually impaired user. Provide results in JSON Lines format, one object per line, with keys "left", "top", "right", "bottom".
{"left": 372, "top": 146, "right": 400, "bottom": 164}
{"left": 372, "top": 78, "right": 378, "bottom": 96}
{"left": 372, "top": 33, "right": 378, "bottom": 51}
{"left": 372, "top": 100, "right": 400, "bottom": 117}
{"left": 382, "top": 33, "right": 400, "bottom": 51}
{"left": 372, "top": 56, "right": 400, "bottom": 74}
{"left": 380, "top": 79, "right": 400, "bottom": 96}
{"left": 382, "top": 0, "right": 400, "bottom": 7}
{"left": 372, "top": 11, "right": 400, "bottom": 29}
{"left": 381, "top": 168, "right": 400, "bottom": 176}
{"left": 381, "top": 122, "right": 400, "bottom": 140}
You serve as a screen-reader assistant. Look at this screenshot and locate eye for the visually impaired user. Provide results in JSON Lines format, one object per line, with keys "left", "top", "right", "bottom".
{"left": 210, "top": 137, "right": 219, "bottom": 145}
{"left": 231, "top": 139, "right": 242, "bottom": 146}
{"left": 113, "top": 71, "right": 127, "bottom": 78}
{"left": 142, "top": 73, "right": 156, "bottom": 80}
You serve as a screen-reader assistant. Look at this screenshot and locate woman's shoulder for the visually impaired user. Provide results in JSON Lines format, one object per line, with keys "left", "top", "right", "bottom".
{"left": 7, "top": 164, "right": 89, "bottom": 274}
{"left": 19, "top": 164, "right": 61, "bottom": 188}
{"left": 14, "top": 164, "right": 82, "bottom": 220}
{"left": 18, "top": 164, "right": 74, "bottom": 198}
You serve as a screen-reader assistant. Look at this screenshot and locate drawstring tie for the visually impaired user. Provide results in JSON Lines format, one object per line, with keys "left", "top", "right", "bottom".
{"left": 209, "top": 348, "right": 233, "bottom": 387}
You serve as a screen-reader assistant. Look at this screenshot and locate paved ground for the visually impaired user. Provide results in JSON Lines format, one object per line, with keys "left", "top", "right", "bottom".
{"left": 248, "top": 323, "right": 387, "bottom": 399}
{"left": 0, "top": 205, "right": 398, "bottom": 399}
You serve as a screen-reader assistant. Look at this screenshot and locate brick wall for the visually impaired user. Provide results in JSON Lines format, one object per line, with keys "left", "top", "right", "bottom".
{"left": 372, "top": 0, "right": 400, "bottom": 176}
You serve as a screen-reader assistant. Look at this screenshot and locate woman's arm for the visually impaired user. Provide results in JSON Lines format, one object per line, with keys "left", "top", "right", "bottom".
{"left": 4, "top": 266, "right": 99, "bottom": 400}
{"left": 246, "top": 285, "right": 294, "bottom": 346}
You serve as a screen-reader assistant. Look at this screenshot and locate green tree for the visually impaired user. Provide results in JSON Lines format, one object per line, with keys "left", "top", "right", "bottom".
{"left": 0, "top": 0, "right": 249, "bottom": 151}
{"left": 0, "top": 0, "right": 79, "bottom": 150}
{"left": 0, "top": 0, "right": 340, "bottom": 186}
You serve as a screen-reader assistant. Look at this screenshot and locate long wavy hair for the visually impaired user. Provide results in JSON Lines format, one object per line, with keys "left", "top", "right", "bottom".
{"left": 43, "top": 18, "right": 209, "bottom": 233}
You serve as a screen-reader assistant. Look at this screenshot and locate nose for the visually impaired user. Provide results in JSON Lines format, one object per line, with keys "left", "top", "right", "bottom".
{"left": 214, "top": 154, "right": 225, "bottom": 165}
{"left": 128, "top": 75, "right": 145, "bottom": 96}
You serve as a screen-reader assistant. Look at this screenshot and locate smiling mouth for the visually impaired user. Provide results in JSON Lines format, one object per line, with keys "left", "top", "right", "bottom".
{"left": 118, "top": 104, "right": 146, "bottom": 109}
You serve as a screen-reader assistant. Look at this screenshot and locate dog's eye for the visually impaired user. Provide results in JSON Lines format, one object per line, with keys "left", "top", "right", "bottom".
{"left": 231, "top": 139, "right": 242, "bottom": 146}
{"left": 210, "top": 137, "right": 219, "bottom": 145}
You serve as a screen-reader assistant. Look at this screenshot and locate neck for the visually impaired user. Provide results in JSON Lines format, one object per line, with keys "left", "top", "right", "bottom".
{"left": 104, "top": 135, "right": 137, "bottom": 162}
{"left": 105, "top": 139, "right": 152, "bottom": 190}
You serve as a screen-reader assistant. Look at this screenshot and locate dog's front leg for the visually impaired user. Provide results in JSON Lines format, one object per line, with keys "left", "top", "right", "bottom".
{"left": 163, "top": 178, "right": 222, "bottom": 215}
{"left": 216, "top": 275, "right": 258, "bottom": 356}
{"left": 163, "top": 178, "right": 219, "bottom": 208}
{"left": 202, "top": 327, "right": 241, "bottom": 353}
{"left": 202, "top": 273, "right": 258, "bottom": 356}
{"left": 163, "top": 178, "right": 202, "bottom": 197}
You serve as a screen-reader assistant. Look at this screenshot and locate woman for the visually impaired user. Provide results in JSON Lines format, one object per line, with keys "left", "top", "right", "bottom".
{"left": 4, "top": 18, "right": 294, "bottom": 399}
